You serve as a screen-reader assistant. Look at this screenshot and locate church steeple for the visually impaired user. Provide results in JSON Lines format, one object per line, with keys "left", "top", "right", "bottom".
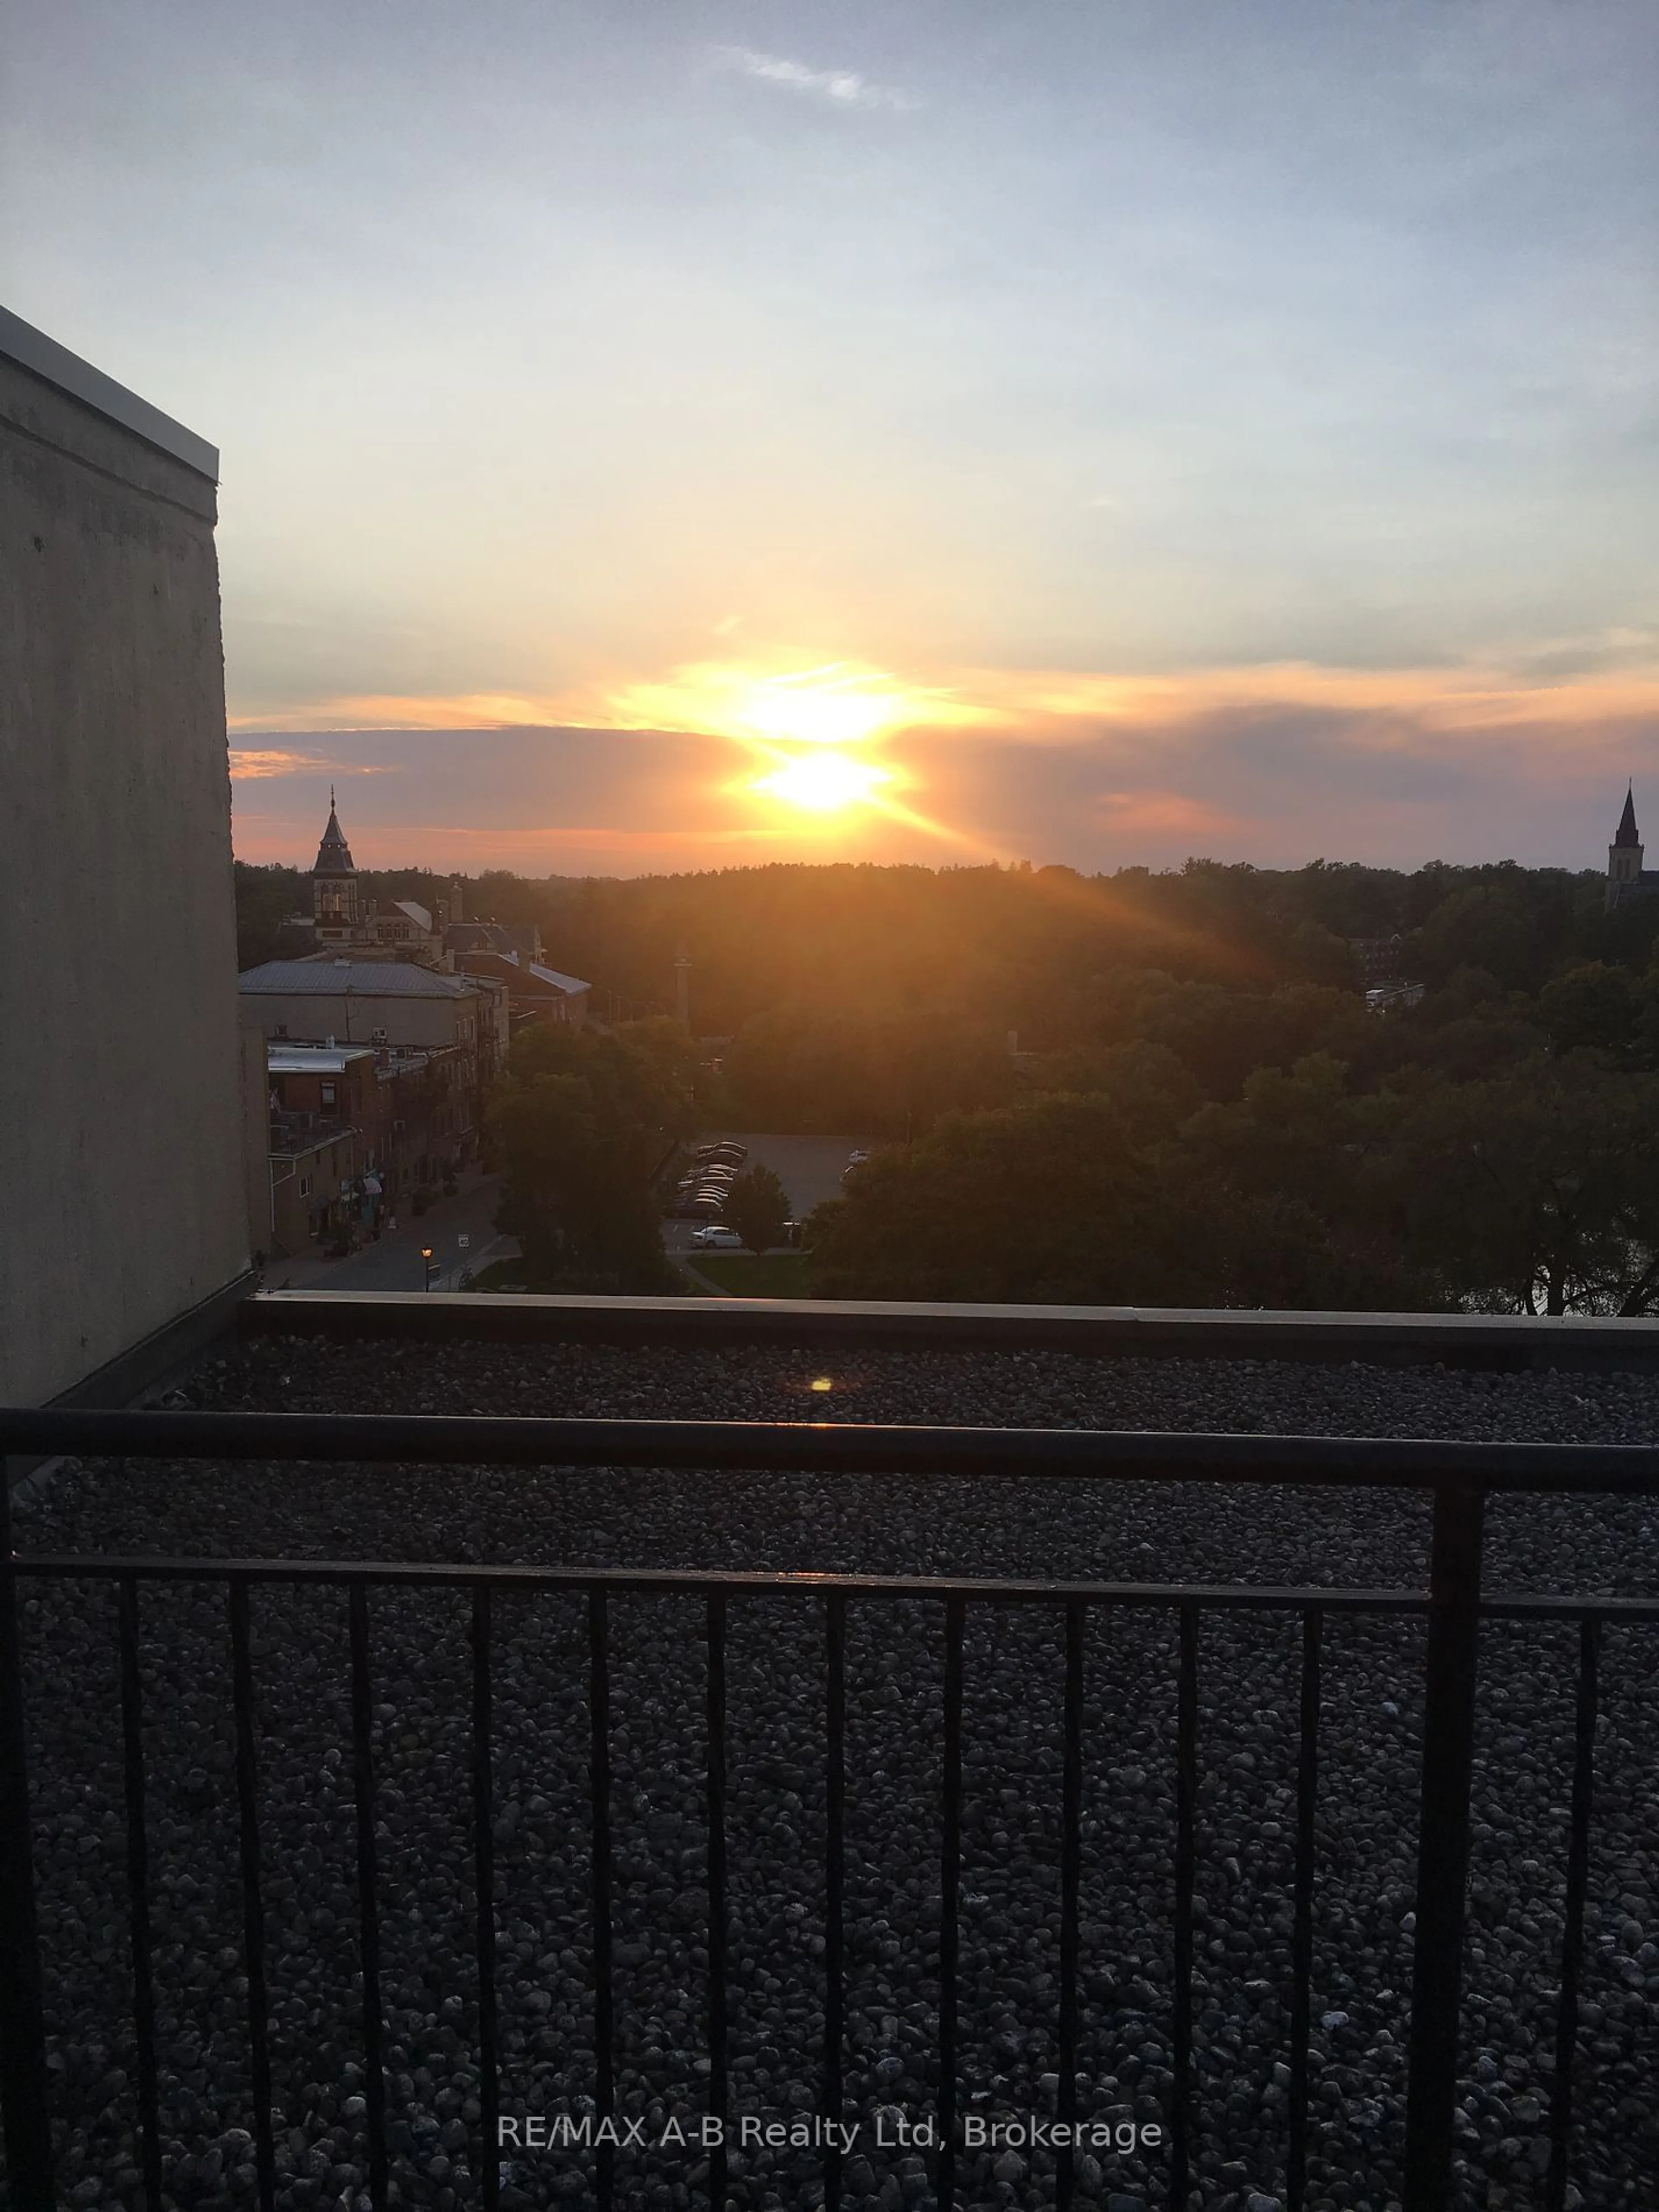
{"left": 1608, "top": 784, "right": 1645, "bottom": 911}
{"left": 314, "top": 785, "right": 356, "bottom": 875}
{"left": 312, "top": 789, "right": 362, "bottom": 936}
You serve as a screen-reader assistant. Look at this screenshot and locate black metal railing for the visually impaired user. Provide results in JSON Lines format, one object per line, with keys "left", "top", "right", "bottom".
{"left": 4, "top": 1406, "right": 1659, "bottom": 2212}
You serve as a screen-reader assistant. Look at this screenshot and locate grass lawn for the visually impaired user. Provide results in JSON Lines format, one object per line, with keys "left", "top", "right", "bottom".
{"left": 690, "top": 1252, "right": 813, "bottom": 1298}
{"left": 461, "top": 1259, "right": 539, "bottom": 1292}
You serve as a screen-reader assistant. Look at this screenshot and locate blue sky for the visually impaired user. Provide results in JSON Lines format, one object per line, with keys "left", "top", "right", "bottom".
{"left": 7, "top": 0, "right": 1657, "bottom": 870}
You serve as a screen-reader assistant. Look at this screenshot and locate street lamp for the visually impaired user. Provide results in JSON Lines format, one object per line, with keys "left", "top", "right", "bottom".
{"left": 420, "top": 1245, "right": 437, "bottom": 1292}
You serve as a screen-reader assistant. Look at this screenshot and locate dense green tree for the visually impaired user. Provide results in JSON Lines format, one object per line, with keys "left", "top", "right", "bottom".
{"left": 1367, "top": 1054, "right": 1659, "bottom": 1314}
{"left": 1022, "top": 1040, "right": 1202, "bottom": 1145}
{"left": 806, "top": 1094, "right": 1177, "bottom": 1304}
{"left": 1536, "top": 963, "right": 1643, "bottom": 1062}
{"left": 488, "top": 1021, "right": 695, "bottom": 1291}
{"left": 723, "top": 1005, "right": 1014, "bottom": 1137}
{"left": 1157, "top": 1056, "right": 1431, "bottom": 1309}
{"left": 234, "top": 861, "right": 310, "bottom": 969}
{"left": 724, "top": 1165, "right": 791, "bottom": 1255}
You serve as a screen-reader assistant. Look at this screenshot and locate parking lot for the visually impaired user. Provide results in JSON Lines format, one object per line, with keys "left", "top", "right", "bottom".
{"left": 661, "top": 1131, "right": 877, "bottom": 1252}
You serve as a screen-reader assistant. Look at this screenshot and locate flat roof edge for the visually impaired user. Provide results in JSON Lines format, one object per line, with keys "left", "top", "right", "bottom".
{"left": 242, "top": 1294, "right": 1659, "bottom": 1370}
{"left": 0, "top": 304, "right": 219, "bottom": 481}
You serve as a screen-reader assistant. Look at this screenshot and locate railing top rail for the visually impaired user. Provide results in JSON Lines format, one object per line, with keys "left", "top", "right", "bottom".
{"left": 8, "top": 1406, "right": 1659, "bottom": 1492}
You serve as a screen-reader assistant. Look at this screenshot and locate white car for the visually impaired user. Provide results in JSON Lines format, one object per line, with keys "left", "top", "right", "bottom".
{"left": 691, "top": 1225, "right": 745, "bottom": 1249}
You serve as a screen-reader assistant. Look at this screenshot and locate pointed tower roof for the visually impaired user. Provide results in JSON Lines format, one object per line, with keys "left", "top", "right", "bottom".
{"left": 1615, "top": 784, "right": 1641, "bottom": 849}
{"left": 313, "top": 785, "right": 356, "bottom": 876}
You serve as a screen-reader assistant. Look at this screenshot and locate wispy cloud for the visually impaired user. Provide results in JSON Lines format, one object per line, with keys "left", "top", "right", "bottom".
{"left": 227, "top": 746, "right": 398, "bottom": 778}
{"left": 710, "top": 45, "right": 915, "bottom": 113}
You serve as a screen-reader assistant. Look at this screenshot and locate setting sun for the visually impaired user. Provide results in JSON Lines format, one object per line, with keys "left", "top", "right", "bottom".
{"left": 734, "top": 666, "right": 913, "bottom": 748}
{"left": 751, "top": 750, "right": 893, "bottom": 814}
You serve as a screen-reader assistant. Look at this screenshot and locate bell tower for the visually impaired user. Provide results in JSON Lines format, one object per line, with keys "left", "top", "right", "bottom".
{"left": 312, "top": 788, "right": 362, "bottom": 942}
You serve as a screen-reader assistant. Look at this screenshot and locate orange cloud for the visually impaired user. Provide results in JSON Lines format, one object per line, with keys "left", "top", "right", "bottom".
{"left": 228, "top": 747, "right": 397, "bottom": 779}
{"left": 228, "top": 652, "right": 1659, "bottom": 749}
{"left": 227, "top": 695, "right": 575, "bottom": 735}
{"left": 948, "top": 659, "right": 1659, "bottom": 743}
{"left": 1096, "top": 791, "right": 1252, "bottom": 839}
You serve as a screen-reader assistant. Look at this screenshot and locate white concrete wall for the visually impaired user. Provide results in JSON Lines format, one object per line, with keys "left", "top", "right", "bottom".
{"left": 0, "top": 334, "right": 248, "bottom": 1403}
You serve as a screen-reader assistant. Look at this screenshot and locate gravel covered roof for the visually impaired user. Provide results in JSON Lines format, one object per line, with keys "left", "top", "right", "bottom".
{"left": 15, "top": 1337, "right": 1659, "bottom": 2210}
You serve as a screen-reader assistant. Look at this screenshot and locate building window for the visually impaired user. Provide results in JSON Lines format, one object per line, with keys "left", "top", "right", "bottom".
{"left": 274, "top": 1024, "right": 288, "bottom": 1039}
{"left": 321, "top": 1083, "right": 337, "bottom": 1109}
{"left": 299, "top": 1175, "right": 311, "bottom": 1197}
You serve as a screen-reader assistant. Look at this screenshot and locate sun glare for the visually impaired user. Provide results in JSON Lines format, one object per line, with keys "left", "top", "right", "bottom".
{"left": 606, "top": 655, "right": 999, "bottom": 849}
{"left": 736, "top": 667, "right": 911, "bottom": 748}
{"left": 752, "top": 750, "right": 893, "bottom": 814}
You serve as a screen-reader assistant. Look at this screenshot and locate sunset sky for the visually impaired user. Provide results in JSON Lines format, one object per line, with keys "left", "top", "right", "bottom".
{"left": 8, "top": 0, "right": 1658, "bottom": 874}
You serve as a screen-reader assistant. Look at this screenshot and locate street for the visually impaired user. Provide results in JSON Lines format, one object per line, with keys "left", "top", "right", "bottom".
{"left": 263, "top": 1134, "right": 875, "bottom": 1291}
{"left": 262, "top": 1172, "right": 516, "bottom": 1293}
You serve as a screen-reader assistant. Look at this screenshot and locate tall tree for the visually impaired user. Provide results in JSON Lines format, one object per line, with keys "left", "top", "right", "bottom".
{"left": 1370, "top": 1054, "right": 1659, "bottom": 1314}
{"left": 723, "top": 1165, "right": 791, "bottom": 1255}
{"left": 806, "top": 1093, "right": 1177, "bottom": 1304}
{"left": 488, "top": 1021, "right": 695, "bottom": 1292}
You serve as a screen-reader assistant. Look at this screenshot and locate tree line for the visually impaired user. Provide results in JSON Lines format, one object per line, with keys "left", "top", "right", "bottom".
{"left": 235, "top": 854, "right": 1659, "bottom": 1309}
{"left": 807, "top": 967, "right": 1659, "bottom": 1315}
{"left": 236, "top": 853, "right": 1659, "bottom": 1030}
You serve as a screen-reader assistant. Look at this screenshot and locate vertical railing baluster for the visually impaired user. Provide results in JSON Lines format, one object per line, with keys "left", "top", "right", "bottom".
{"left": 1287, "top": 1605, "right": 1322, "bottom": 2212}
{"left": 0, "top": 1458, "right": 53, "bottom": 2212}
{"left": 1170, "top": 1602, "right": 1199, "bottom": 2212}
{"left": 824, "top": 1593, "right": 847, "bottom": 2212}
{"left": 706, "top": 1594, "right": 728, "bottom": 2212}
{"left": 228, "top": 1580, "right": 275, "bottom": 2212}
{"left": 938, "top": 1595, "right": 964, "bottom": 2212}
{"left": 472, "top": 1584, "right": 500, "bottom": 2212}
{"left": 348, "top": 1581, "right": 389, "bottom": 2211}
{"left": 590, "top": 1587, "right": 614, "bottom": 2212}
{"left": 1056, "top": 1599, "right": 1084, "bottom": 2212}
{"left": 119, "top": 1576, "right": 163, "bottom": 2212}
{"left": 1403, "top": 1484, "right": 1486, "bottom": 2212}
{"left": 1546, "top": 1613, "right": 1601, "bottom": 2212}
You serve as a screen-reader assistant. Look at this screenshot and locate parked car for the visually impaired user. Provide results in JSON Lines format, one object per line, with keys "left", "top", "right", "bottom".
{"left": 691, "top": 1224, "right": 745, "bottom": 1249}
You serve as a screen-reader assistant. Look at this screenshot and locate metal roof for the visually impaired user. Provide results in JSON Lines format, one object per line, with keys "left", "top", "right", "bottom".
{"left": 267, "top": 1048, "right": 374, "bottom": 1073}
{"left": 525, "top": 960, "right": 591, "bottom": 994}
{"left": 240, "top": 961, "right": 484, "bottom": 999}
